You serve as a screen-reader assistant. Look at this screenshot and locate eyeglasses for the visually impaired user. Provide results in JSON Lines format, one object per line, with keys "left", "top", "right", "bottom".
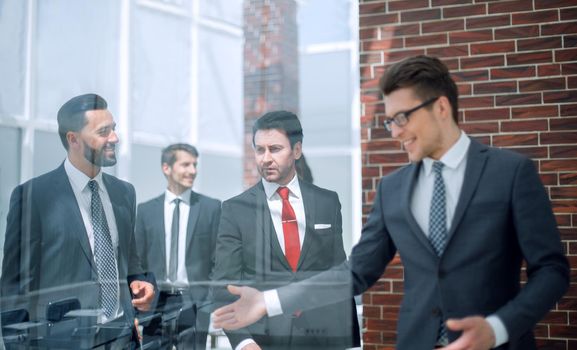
{"left": 383, "top": 96, "right": 439, "bottom": 131}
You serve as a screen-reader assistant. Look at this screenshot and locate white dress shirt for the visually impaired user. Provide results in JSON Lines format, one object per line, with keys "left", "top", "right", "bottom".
{"left": 164, "top": 189, "right": 192, "bottom": 288}
{"left": 263, "top": 132, "right": 508, "bottom": 348}
{"left": 262, "top": 175, "right": 307, "bottom": 252}
{"left": 64, "top": 158, "right": 121, "bottom": 323}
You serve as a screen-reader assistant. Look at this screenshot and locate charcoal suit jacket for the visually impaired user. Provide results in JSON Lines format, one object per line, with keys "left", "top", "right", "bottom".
{"left": 212, "top": 180, "right": 360, "bottom": 350}
{"left": 1, "top": 163, "right": 145, "bottom": 339}
{"left": 276, "top": 138, "right": 569, "bottom": 350}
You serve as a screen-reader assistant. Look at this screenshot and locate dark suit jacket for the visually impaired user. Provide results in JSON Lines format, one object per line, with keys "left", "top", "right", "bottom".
{"left": 135, "top": 191, "right": 221, "bottom": 309}
{"left": 277, "top": 139, "right": 569, "bottom": 350}
{"left": 0, "top": 163, "right": 145, "bottom": 330}
{"left": 212, "top": 180, "right": 360, "bottom": 350}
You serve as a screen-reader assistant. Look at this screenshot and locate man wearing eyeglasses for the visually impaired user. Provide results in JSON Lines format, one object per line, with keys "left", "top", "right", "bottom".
{"left": 211, "top": 55, "right": 569, "bottom": 350}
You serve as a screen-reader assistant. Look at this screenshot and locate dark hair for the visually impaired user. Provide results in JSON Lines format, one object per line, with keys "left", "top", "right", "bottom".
{"left": 252, "top": 110, "right": 303, "bottom": 148}
{"left": 57, "top": 93, "right": 108, "bottom": 150}
{"left": 379, "top": 55, "right": 459, "bottom": 123}
{"left": 161, "top": 143, "right": 199, "bottom": 166}
{"left": 296, "top": 154, "right": 314, "bottom": 183}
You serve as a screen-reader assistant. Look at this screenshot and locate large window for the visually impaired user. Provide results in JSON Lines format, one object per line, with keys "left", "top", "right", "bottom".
{"left": 0, "top": 0, "right": 244, "bottom": 245}
{"left": 298, "top": 0, "right": 361, "bottom": 252}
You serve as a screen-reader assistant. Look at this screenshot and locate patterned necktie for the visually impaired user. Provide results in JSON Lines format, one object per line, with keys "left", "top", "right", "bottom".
{"left": 429, "top": 161, "right": 447, "bottom": 256}
{"left": 88, "top": 180, "right": 119, "bottom": 319}
{"left": 168, "top": 198, "right": 181, "bottom": 283}
{"left": 277, "top": 187, "right": 300, "bottom": 272}
{"left": 428, "top": 161, "right": 449, "bottom": 345}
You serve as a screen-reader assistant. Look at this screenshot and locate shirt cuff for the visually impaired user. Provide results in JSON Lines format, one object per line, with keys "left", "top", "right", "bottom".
{"left": 486, "top": 315, "right": 509, "bottom": 348}
{"left": 235, "top": 338, "right": 256, "bottom": 350}
{"left": 263, "top": 289, "right": 283, "bottom": 317}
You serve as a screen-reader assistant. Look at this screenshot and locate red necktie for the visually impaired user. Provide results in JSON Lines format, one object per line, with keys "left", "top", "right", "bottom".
{"left": 277, "top": 187, "right": 300, "bottom": 272}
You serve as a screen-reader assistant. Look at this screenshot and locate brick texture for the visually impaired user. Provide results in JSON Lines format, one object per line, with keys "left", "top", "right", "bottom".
{"left": 243, "top": 0, "right": 299, "bottom": 187}
{"left": 359, "top": 0, "right": 577, "bottom": 348}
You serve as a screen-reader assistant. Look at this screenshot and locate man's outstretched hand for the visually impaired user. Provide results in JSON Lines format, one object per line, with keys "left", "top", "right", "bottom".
{"left": 212, "top": 285, "right": 267, "bottom": 330}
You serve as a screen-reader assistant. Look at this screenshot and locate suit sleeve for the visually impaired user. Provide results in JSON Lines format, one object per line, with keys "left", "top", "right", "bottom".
{"left": 126, "top": 184, "right": 145, "bottom": 279}
{"left": 495, "top": 157, "right": 569, "bottom": 341}
{"left": 1, "top": 185, "right": 25, "bottom": 298}
{"left": 197, "top": 198, "right": 221, "bottom": 311}
{"left": 210, "top": 200, "right": 254, "bottom": 348}
{"left": 330, "top": 192, "right": 346, "bottom": 266}
{"left": 134, "top": 203, "right": 148, "bottom": 273}
{"left": 278, "top": 180, "right": 397, "bottom": 314}
{"left": 207, "top": 199, "right": 222, "bottom": 281}
{"left": 1, "top": 184, "right": 41, "bottom": 330}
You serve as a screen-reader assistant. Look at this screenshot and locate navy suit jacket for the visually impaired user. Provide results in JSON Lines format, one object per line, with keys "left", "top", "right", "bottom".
{"left": 212, "top": 180, "right": 360, "bottom": 350}
{"left": 277, "top": 139, "right": 569, "bottom": 350}
{"left": 1, "top": 163, "right": 144, "bottom": 327}
{"left": 135, "top": 191, "right": 221, "bottom": 306}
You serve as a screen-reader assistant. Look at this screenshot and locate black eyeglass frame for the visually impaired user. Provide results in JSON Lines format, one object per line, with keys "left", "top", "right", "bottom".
{"left": 383, "top": 96, "right": 439, "bottom": 131}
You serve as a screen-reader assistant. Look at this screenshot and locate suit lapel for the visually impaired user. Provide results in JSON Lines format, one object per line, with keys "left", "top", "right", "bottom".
{"left": 298, "top": 181, "right": 316, "bottom": 270}
{"left": 402, "top": 162, "right": 438, "bottom": 256}
{"left": 55, "top": 165, "right": 96, "bottom": 272}
{"left": 103, "top": 175, "right": 125, "bottom": 258}
{"left": 447, "top": 139, "right": 488, "bottom": 242}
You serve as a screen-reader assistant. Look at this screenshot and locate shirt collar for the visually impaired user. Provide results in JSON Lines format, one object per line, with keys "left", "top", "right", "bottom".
{"left": 64, "top": 157, "right": 104, "bottom": 192}
{"left": 422, "top": 131, "right": 470, "bottom": 176}
{"left": 262, "top": 174, "right": 302, "bottom": 200}
{"left": 165, "top": 188, "right": 192, "bottom": 205}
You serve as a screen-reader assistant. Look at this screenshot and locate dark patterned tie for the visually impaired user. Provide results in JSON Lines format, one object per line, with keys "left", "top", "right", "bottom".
{"left": 168, "top": 198, "right": 181, "bottom": 282}
{"left": 429, "top": 161, "right": 448, "bottom": 345}
{"left": 88, "top": 180, "right": 119, "bottom": 319}
{"left": 277, "top": 187, "right": 300, "bottom": 272}
{"left": 429, "top": 161, "right": 447, "bottom": 256}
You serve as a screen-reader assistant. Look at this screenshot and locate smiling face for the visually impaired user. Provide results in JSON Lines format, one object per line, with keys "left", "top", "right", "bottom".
{"left": 78, "top": 109, "right": 119, "bottom": 167}
{"left": 385, "top": 87, "right": 448, "bottom": 162}
{"left": 163, "top": 150, "right": 198, "bottom": 195}
{"left": 66, "top": 109, "right": 119, "bottom": 178}
{"left": 254, "top": 128, "right": 302, "bottom": 186}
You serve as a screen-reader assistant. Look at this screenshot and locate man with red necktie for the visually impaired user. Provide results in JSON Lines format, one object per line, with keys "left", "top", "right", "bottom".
{"left": 211, "top": 111, "right": 360, "bottom": 350}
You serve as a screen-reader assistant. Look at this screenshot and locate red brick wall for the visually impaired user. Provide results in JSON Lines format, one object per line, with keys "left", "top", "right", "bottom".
{"left": 243, "top": 0, "right": 299, "bottom": 187}
{"left": 359, "top": 1, "right": 577, "bottom": 349}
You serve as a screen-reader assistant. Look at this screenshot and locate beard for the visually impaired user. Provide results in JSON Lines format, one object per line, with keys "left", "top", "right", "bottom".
{"left": 83, "top": 141, "right": 117, "bottom": 167}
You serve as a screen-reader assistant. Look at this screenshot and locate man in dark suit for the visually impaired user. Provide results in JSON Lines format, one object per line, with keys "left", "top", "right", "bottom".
{"left": 211, "top": 111, "right": 360, "bottom": 350}
{"left": 212, "top": 56, "right": 570, "bottom": 350}
{"left": 1, "top": 93, "right": 154, "bottom": 349}
{"left": 135, "top": 143, "right": 221, "bottom": 349}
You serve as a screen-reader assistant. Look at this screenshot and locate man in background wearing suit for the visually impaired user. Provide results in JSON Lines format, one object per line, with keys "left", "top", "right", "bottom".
{"left": 213, "top": 56, "right": 570, "bottom": 350}
{"left": 211, "top": 111, "right": 360, "bottom": 350}
{"left": 135, "top": 143, "right": 221, "bottom": 349}
{"left": 1, "top": 93, "right": 155, "bottom": 348}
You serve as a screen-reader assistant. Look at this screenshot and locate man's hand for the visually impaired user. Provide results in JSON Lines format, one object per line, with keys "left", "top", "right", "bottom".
{"left": 212, "top": 285, "right": 267, "bottom": 330}
{"left": 241, "top": 343, "right": 262, "bottom": 350}
{"left": 440, "top": 316, "right": 495, "bottom": 350}
{"left": 130, "top": 280, "right": 155, "bottom": 311}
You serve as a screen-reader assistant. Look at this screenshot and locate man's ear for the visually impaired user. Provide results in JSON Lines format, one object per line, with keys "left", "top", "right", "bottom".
{"left": 66, "top": 132, "right": 79, "bottom": 149}
{"left": 437, "top": 96, "right": 453, "bottom": 122}
{"left": 161, "top": 163, "right": 171, "bottom": 177}
{"left": 293, "top": 141, "right": 303, "bottom": 160}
